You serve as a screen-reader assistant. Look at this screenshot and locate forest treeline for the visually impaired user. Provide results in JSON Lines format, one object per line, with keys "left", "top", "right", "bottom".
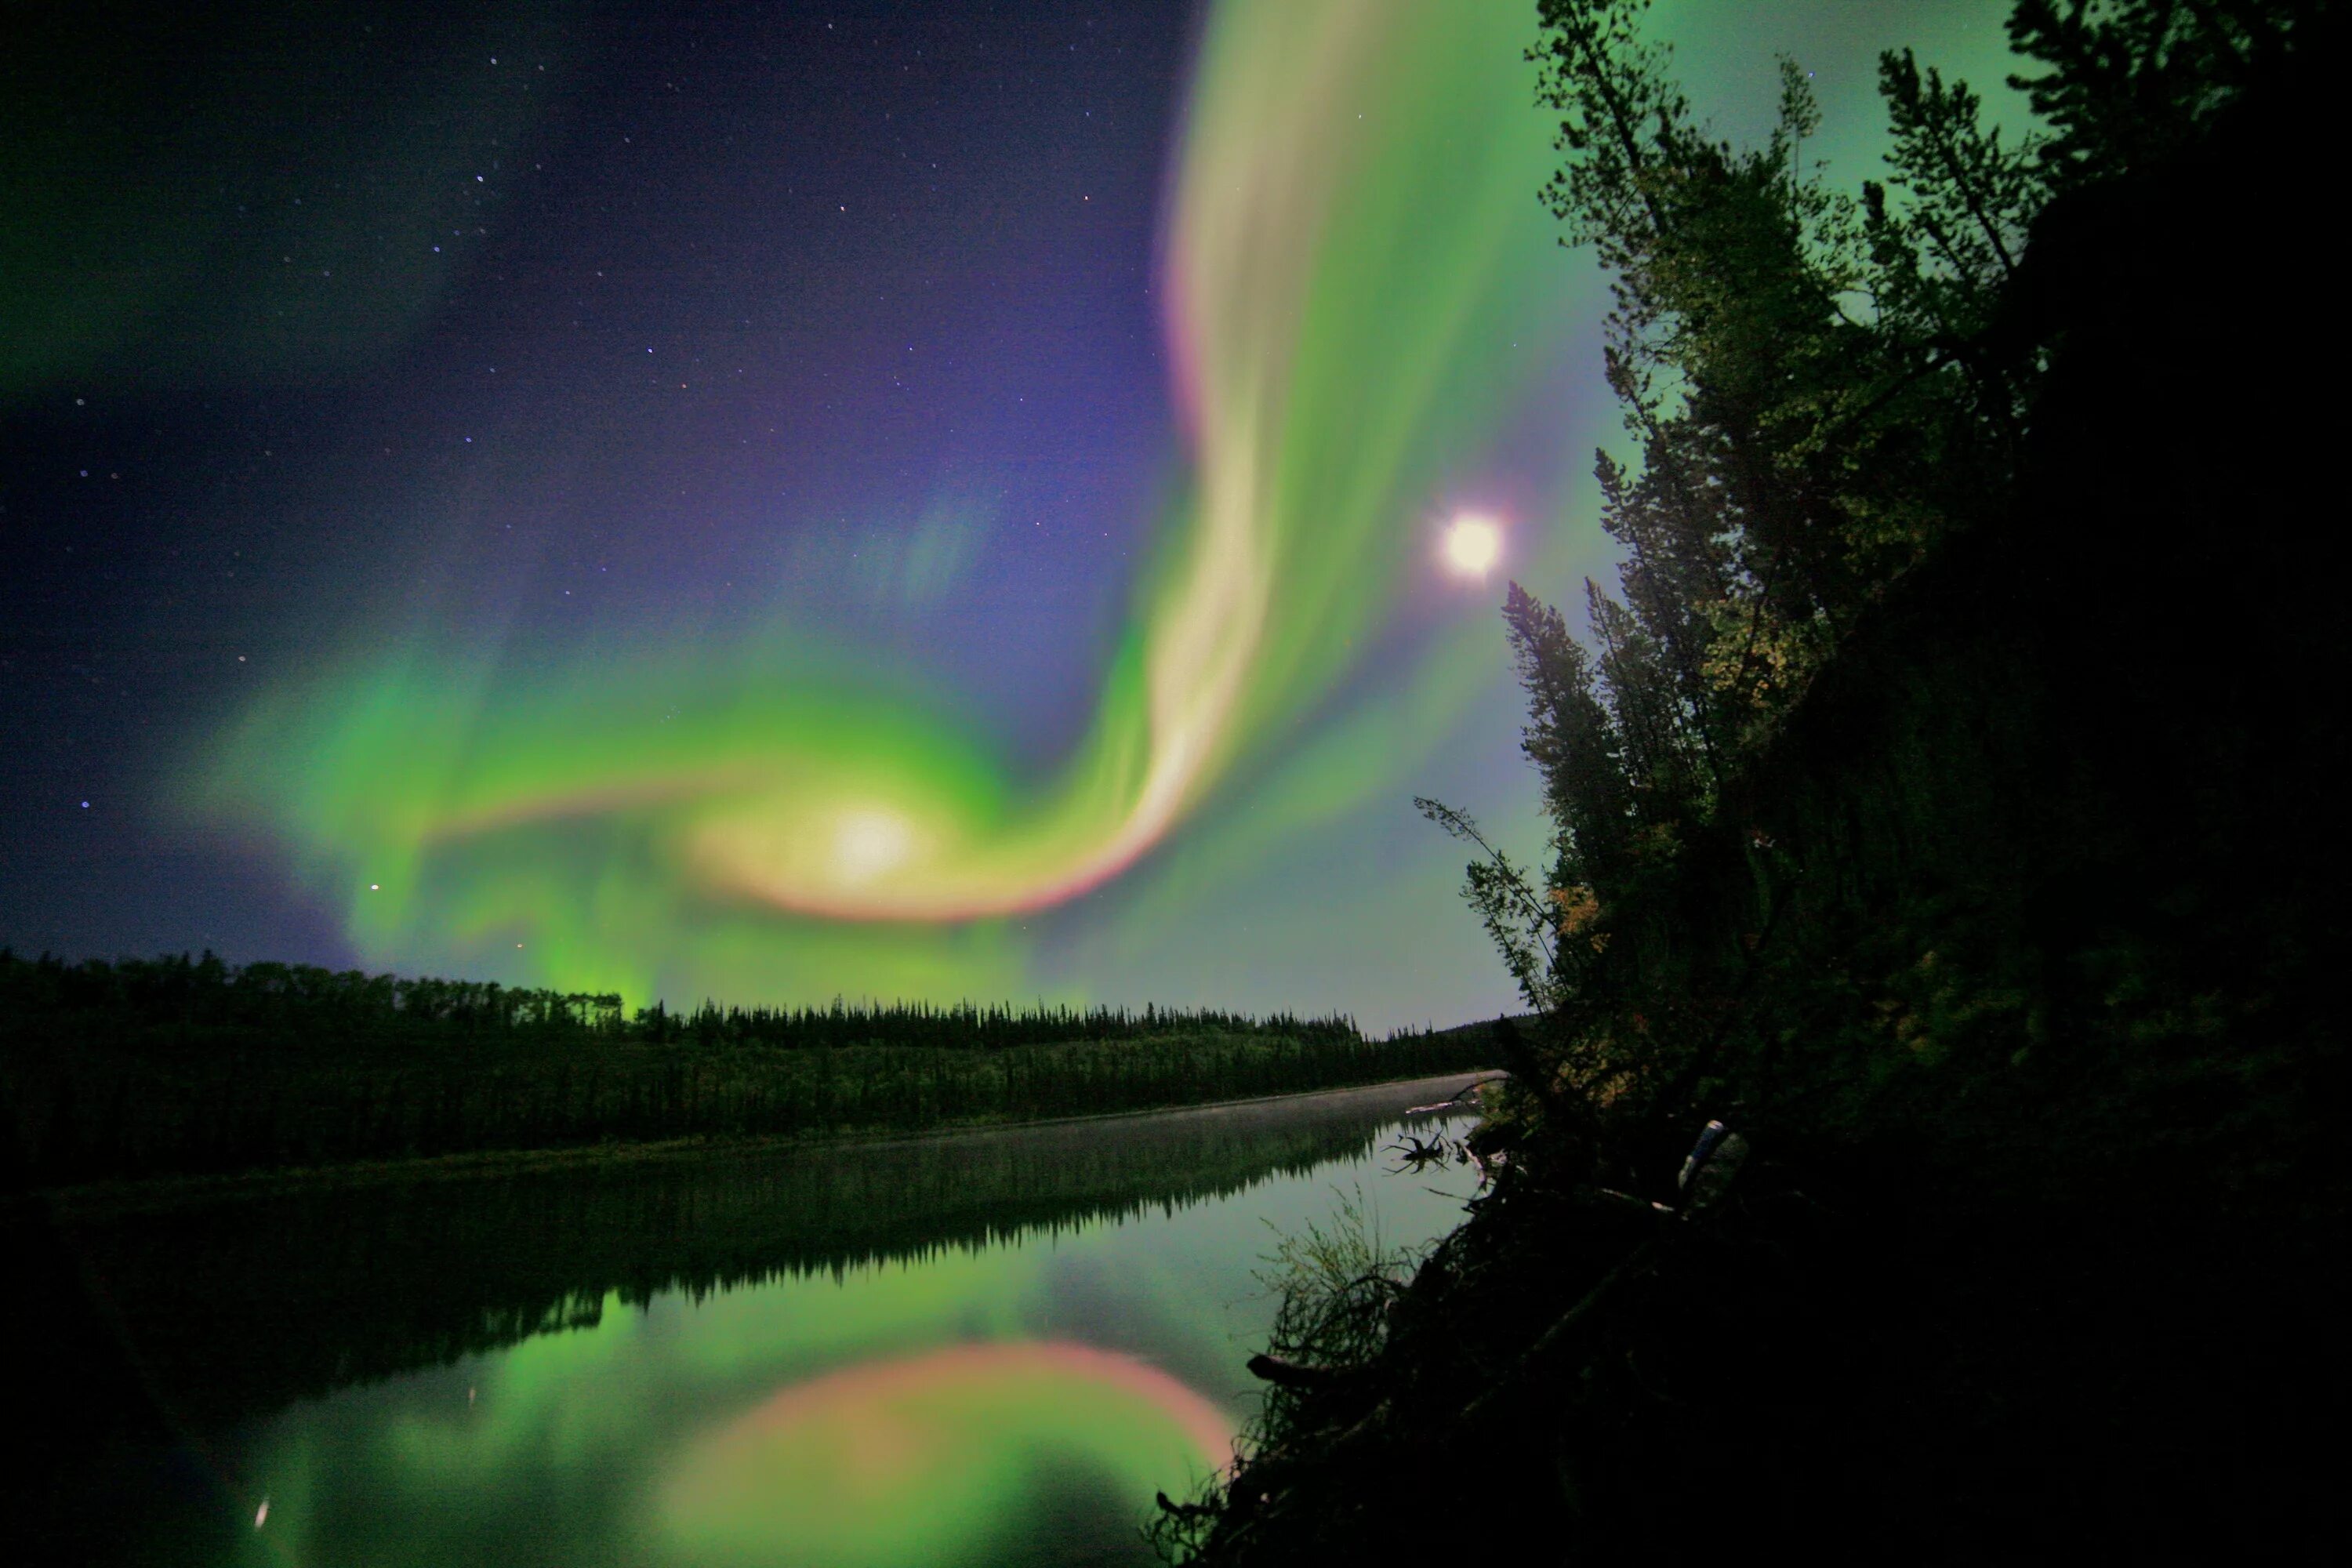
{"left": 0, "top": 949, "right": 1490, "bottom": 1185}
{"left": 0, "top": 948, "right": 1357, "bottom": 1051}
{"left": 1176, "top": 1, "right": 2346, "bottom": 1561}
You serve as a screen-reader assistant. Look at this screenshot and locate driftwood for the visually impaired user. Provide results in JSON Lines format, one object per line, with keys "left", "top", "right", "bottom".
{"left": 1246, "top": 1353, "right": 1344, "bottom": 1390}
{"left": 1459, "top": 1240, "right": 1661, "bottom": 1427}
{"left": 1405, "top": 1073, "right": 1506, "bottom": 1114}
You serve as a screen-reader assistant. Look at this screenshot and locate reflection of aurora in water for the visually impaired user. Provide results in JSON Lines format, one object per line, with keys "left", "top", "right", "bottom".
{"left": 57, "top": 1080, "right": 1469, "bottom": 1432}
{"left": 661, "top": 1343, "right": 1232, "bottom": 1567}
{"left": 172, "top": 1100, "right": 1486, "bottom": 1568}
{"left": 188, "top": 0, "right": 1575, "bottom": 1003}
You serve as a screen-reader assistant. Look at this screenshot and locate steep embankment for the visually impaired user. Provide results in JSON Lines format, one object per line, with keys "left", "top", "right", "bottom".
{"left": 1174, "top": 61, "right": 2346, "bottom": 1566}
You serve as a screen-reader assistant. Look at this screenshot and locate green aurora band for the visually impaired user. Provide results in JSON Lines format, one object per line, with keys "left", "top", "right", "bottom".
{"left": 191, "top": 0, "right": 1572, "bottom": 1004}
{"left": 188, "top": 2, "right": 2025, "bottom": 1007}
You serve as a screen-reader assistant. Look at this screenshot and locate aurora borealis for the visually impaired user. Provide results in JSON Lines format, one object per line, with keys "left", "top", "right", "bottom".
{"left": 177, "top": 0, "right": 1576, "bottom": 1010}
{"left": 2, "top": 2, "right": 2028, "bottom": 1022}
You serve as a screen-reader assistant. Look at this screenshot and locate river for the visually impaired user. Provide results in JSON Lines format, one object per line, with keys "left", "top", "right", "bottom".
{"left": 13, "top": 1074, "right": 1488, "bottom": 1565}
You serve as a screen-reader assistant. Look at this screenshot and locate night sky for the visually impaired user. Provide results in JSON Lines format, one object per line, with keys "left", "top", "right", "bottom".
{"left": 0, "top": 1, "right": 2020, "bottom": 1029}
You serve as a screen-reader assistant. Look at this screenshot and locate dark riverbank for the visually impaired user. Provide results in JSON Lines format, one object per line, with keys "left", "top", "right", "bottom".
{"left": 1167, "top": 13, "right": 2347, "bottom": 1559}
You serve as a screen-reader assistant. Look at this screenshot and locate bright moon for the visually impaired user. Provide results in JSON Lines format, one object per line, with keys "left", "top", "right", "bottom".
{"left": 1443, "top": 514, "right": 1501, "bottom": 578}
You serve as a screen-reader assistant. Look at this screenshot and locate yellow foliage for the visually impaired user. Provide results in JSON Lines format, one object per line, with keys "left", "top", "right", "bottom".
{"left": 1548, "top": 884, "right": 1610, "bottom": 954}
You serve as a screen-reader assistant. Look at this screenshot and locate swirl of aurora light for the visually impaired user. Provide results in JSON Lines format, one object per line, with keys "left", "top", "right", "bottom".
{"left": 191, "top": 0, "right": 1578, "bottom": 1004}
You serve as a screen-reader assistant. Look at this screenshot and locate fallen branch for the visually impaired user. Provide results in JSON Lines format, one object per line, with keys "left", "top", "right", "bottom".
{"left": 1246, "top": 1353, "right": 1346, "bottom": 1391}
{"left": 1460, "top": 1240, "right": 1662, "bottom": 1427}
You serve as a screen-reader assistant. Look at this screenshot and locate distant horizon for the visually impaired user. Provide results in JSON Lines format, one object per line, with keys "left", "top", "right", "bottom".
{"left": 2, "top": 942, "right": 1523, "bottom": 1039}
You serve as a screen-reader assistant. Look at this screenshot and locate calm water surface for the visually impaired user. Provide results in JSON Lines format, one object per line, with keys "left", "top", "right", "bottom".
{"left": 28, "top": 1076, "right": 1486, "bottom": 1566}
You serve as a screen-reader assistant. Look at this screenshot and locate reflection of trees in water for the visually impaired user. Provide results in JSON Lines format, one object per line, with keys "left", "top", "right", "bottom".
{"left": 40, "top": 1078, "right": 1477, "bottom": 1431}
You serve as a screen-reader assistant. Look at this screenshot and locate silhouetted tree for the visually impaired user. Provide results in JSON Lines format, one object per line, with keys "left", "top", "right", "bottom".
{"left": 2005, "top": 0, "right": 2326, "bottom": 189}
{"left": 1425, "top": 0, "right": 2176, "bottom": 1122}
